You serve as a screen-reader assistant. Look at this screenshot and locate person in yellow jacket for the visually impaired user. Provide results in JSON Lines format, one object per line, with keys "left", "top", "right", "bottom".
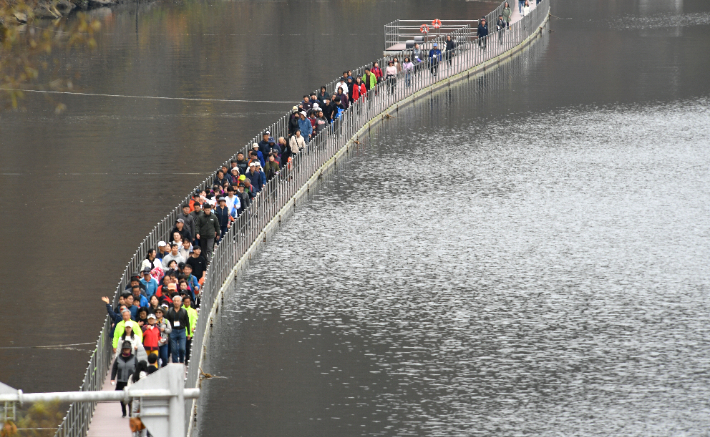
{"left": 182, "top": 294, "right": 198, "bottom": 363}
{"left": 112, "top": 309, "right": 143, "bottom": 351}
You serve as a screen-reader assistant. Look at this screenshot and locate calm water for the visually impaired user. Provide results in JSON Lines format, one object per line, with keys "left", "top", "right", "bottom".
{"left": 196, "top": 0, "right": 710, "bottom": 435}
{"left": 1, "top": 0, "right": 709, "bottom": 434}
{"left": 0, "top": 0, "right": 496, "bottom": 391}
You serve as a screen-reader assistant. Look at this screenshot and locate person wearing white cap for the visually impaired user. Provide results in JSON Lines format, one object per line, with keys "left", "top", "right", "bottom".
{"left": 156, "top": 240, "right": 169, "bottom": 260}
{"left": 298, "top": 111, "right": 313, "bottom": 143}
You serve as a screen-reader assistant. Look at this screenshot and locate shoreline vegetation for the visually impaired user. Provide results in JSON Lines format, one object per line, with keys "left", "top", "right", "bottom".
{"left": 1, "top": 0, "right": 124, "bottom": 22}
{"left": 0, "top": 0, "right": 101, "bottom": 111}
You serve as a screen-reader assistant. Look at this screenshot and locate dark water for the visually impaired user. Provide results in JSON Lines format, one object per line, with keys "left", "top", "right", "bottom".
{"left": 195, "top": 0, "right": 710, "bottom": 436}
{"left": 0, "top": 0, "right": 496, "bottom": 394}
{"left": 1, "top": 0, "right": 709, "bottom": 434}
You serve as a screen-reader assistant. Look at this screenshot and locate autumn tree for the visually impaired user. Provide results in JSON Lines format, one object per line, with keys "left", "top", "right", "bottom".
{"left": 0, "top": 0, "right": 100, "bottom": 111}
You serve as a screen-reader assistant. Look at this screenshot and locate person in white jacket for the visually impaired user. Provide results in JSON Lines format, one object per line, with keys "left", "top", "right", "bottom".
{"left": 289, "top": 130, "right": 306, "bottom": 155}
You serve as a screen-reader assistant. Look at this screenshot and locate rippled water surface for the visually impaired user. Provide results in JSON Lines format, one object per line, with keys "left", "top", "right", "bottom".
{"left": 199, "top": 92, "right": 710, "bottom": 435}
{"left": 1, "top": 0, "right": 710, "bottom": 433}
{"left": 196, "top": 0, "right": 710, "bottom": 432}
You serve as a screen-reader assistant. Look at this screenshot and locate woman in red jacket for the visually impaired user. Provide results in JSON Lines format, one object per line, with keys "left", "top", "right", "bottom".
{"left": 372, "top": 62, "right": 383, "bottom": 83}
{"left": 352, "top": 77, "right": 367, "bottom": 102}
{"left": 142, "top": 314, "right": 162, "bottom": 357}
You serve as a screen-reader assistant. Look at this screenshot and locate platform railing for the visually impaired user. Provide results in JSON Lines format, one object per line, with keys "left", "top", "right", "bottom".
{"left": 53, "top": 1, "right": 549, "bottom": 435}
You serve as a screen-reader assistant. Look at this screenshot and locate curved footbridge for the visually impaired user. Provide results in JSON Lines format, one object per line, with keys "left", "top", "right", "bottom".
{"left": 58, "top": 1, "right": 551, "bottom": 436}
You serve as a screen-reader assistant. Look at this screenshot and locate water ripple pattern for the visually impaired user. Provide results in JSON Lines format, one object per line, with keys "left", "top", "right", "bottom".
{"left": 201, "top": 98, "right": 710, "bottom": 436}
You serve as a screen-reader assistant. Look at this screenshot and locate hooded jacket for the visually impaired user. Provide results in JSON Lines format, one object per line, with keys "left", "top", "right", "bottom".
{"left": 298, "top": 117, "right": 313, "bottom": 142}
{"left": 111, "top": 352, "right": 137, "bottom": 383}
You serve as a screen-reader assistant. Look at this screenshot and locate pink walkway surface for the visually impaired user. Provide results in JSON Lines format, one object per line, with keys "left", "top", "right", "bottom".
{"left": 86, "top": 372, "right": 131, "bottom": 437}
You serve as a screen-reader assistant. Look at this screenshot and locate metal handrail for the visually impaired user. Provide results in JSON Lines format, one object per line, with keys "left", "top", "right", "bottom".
{"left": 54, "top": 0, "right": 550, "bottom": 435}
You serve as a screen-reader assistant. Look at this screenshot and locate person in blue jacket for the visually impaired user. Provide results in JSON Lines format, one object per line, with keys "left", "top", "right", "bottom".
{"left": 477, "top": 17, "right": 489, "bottom": 48}
{"left": 297, "top": 111, "right": 313, "bottom": 143}
{"left": 429, "top": 42, "right": 442, "bottom": 77}
{"left": 250, "top": 144, "right": 265, "bottom": 167}
{"left": 247, "top": 162, "right": 266, "bottom": 194}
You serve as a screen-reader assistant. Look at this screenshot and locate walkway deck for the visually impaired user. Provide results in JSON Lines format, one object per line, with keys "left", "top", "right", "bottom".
{"left": 86, "top": 371, "right": 131, "bottom": 437}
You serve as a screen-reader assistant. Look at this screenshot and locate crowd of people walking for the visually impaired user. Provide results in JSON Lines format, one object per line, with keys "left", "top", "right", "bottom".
{"left": 99, "top": 7, "right": 539, "bottom": 432}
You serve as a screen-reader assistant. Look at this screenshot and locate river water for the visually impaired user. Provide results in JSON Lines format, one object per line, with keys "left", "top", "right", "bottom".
{"left": 1, "top": 0, "right": 710, "bottom": 434}
{"left": 196, "top": 0, "right": 710, "bottom": 436}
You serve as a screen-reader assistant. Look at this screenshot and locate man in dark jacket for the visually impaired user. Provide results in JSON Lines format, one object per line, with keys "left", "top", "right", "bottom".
{"left": 445, "top": 35, "right": 456, "bottom": 65}
{"left": 288, "top": 108, "right": 300, "bottom": 137}
{"left": 478, "top": 17, "right": 489, "bottom": 48}
{"left": 214, "top": 170, "right": 229, "bottom": 188}
{"left": 235, "top": 152, "right": 248, "bottom": 175}
{"left": 110, "top": 341, "right": 137, "bottom": 417}
{"left": 177, "top": 204, "right": 196, "bottom": 241}
{"left": 247, "top": 162, "right": 266, "bottom": 194}
{"left": 496, "top": 15, "right": 505, "bottom": 44}
{"left": 166, "top": 295, "right": 191, "bottom": 363}
{"left": 258, "top": 131, "right": 271, "bottom": 156}
{"left": 171, "top": 218, "right": 193, "bottom": 243}
{"left": 195, "top": 203, "right": 220, "bottom": 258}
{"left": 214, "top": 197, "right": 232, "bottom": 238}
{"left": 236, "top": 184, "right": 250, "bottom": 214}
{"left": 186, "top": 245, "right": 207, "bottom": 284}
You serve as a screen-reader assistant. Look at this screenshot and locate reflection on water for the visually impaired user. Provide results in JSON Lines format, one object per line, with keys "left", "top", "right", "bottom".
{"left": 197, "top": 12, "right": 710, "bottom": 432}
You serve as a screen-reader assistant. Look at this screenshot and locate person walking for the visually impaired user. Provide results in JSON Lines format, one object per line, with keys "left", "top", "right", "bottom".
{"left": 297, "top": 111, "right": 313, "bottom": 143}
{"left": 154, "top": 306, "right": 171, "bottom": 367}
{"left": 113, "top": 308, "right": 143, "bottom": 352}
{"left": 362, "top": 68, "right": 377, "bottom": 91}
{"left": 445, "top": 35, "right": 456, "bottom": 66}
{"left": 110, "top": 341, "right": 137, "bottom": 417}
{"left": 497, "top": 15, "right": 506, "bottom": 44}
{"left": 523, "top": 0, "right": 530, "bottom": 16}
{"left": 264, "top": 153, "right": 280, "bottom": 181}
{"left": 518, "top": 0, "right": 524, "bottom": 14}
{"left": 503, "top": 2, "right": 512, "bottom": 29}
{"left": 477, "top": 17, "right": 489, "bottom": 48}
{"left": 385, "top": 60, "right": 397, "bottom": 94}
{"left": 182, "top": 294, "right": 198, "bottom": 364}
{"left": 214, "top": 197, "right": 233, "bottom": 239}
{"left": 166, "top": 295, "right": 191, "bottom": 363}
{"left": 351, "top": 77, "right": 367, "bottom": 102}
{"left": 402, "top": 57, "right": 414, "bottom": 87}
{"left": 195, "top": 203, "right": 220, "bottom": 259}
{"left": 289, "top": 130, "right": 306, "bottom": 155}
{"left": 428, "top": 43, "right": 442, "bottom": 77}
